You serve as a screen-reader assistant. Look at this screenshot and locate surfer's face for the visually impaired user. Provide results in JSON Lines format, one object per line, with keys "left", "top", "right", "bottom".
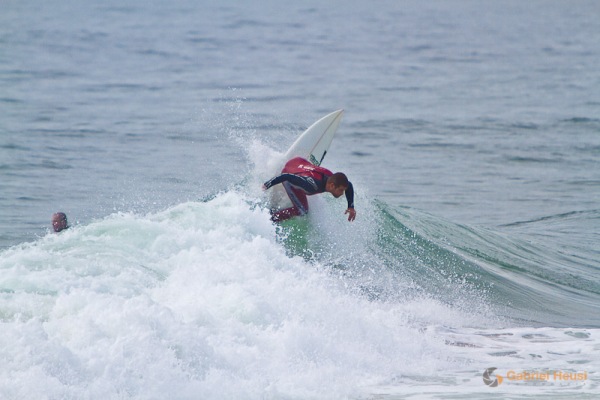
{"left": 328, "top": 183, "right": 347, "bottom": 198}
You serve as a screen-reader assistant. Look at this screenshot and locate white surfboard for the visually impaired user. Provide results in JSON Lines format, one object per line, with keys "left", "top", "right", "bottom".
{"left": 269, "top": 109, "right": 344, "bottom": 210}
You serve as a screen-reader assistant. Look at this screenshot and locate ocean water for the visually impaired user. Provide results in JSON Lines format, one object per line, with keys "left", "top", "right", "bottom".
{"left": 1, "top": 0, "right": 599, "bottom": 398}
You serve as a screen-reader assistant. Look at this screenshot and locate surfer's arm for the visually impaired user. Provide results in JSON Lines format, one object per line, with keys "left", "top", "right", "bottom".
{"left": 263, "top": 174, "right": 318, "bottom": 193}
{"left": 263, "top": 174, "right": 287, "bottom": 190}
{"left": 345, "top": 181, "right": 355, "bottom": 209}
{"left": 344, "top": 181, "right": 356, "bottom": 222}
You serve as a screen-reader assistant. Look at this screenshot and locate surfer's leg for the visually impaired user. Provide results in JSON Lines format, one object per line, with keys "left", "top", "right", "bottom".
{"left": 271, "top": 206, "right": 302, "bottom": 222}
{"left": 284, "top": 182, "right": 309, "bottom": 215}
{"left": 271, "top": 182, "right": 309, "bottom": 222}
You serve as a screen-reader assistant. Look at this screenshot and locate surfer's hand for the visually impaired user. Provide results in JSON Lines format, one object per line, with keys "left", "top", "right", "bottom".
{"left": 345, "top": 208, "right": 356, "bottom": 222}
{"left": 261, "top": 184, "right": 267, "bottom": 191}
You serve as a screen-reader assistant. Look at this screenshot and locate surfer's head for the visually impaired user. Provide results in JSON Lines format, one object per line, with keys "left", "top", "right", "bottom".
{"left": 326, "top": 173, "right": 349, "bottom": 198}
{"left": 52, "top": 212, "right": 68, "bottom": 232}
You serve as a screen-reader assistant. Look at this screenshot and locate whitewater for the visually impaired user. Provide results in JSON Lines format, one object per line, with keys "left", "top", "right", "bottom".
{"left": 1, "top": 184, "right": 598, "bottom": 398}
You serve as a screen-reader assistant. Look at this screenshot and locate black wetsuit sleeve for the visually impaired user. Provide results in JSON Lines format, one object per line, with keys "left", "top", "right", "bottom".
{"left": 263, "top": 174, "right": 287, "bottom": 189}
{"left": 345, "top": 181, "right": 355, "bottom": 209}
{"left": 263, "top": 173, "right": 319, "bottom": 193}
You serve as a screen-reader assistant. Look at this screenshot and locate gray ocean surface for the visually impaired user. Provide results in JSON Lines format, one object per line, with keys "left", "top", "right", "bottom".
{"left": 1, "top": 0, "right": 599, "bottom": 398}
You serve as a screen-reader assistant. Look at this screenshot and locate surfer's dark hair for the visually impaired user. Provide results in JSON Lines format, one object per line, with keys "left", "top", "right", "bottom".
{"left": 328, "top": 173, "right": 349, "bottom": 187}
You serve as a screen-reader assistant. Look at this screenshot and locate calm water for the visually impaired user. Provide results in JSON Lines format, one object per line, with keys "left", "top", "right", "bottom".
{"left": 1, "top": 0, "right": 599, "bottom": 398}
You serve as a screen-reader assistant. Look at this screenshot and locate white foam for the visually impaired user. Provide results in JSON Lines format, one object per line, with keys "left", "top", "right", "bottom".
{"left": 0, "top": 193, "right": 445, "bottom": 398}
{"left": 2, "top": 191, "right": 597, "bottom": 398}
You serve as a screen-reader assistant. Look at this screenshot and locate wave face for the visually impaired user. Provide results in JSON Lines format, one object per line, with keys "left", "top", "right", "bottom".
{"left": 370, "top": 202, "right": 600, "bottom": 328}
{"left": 1, "top": 191, "right": 599, "bottom": 398}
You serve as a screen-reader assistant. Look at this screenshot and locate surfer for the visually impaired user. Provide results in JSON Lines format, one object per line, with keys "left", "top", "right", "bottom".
{"left": 51, "top": 212, "right": 69, "bottom": 232}
{"left": 262, "top": 157, "right": 356, "bottom": 222}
